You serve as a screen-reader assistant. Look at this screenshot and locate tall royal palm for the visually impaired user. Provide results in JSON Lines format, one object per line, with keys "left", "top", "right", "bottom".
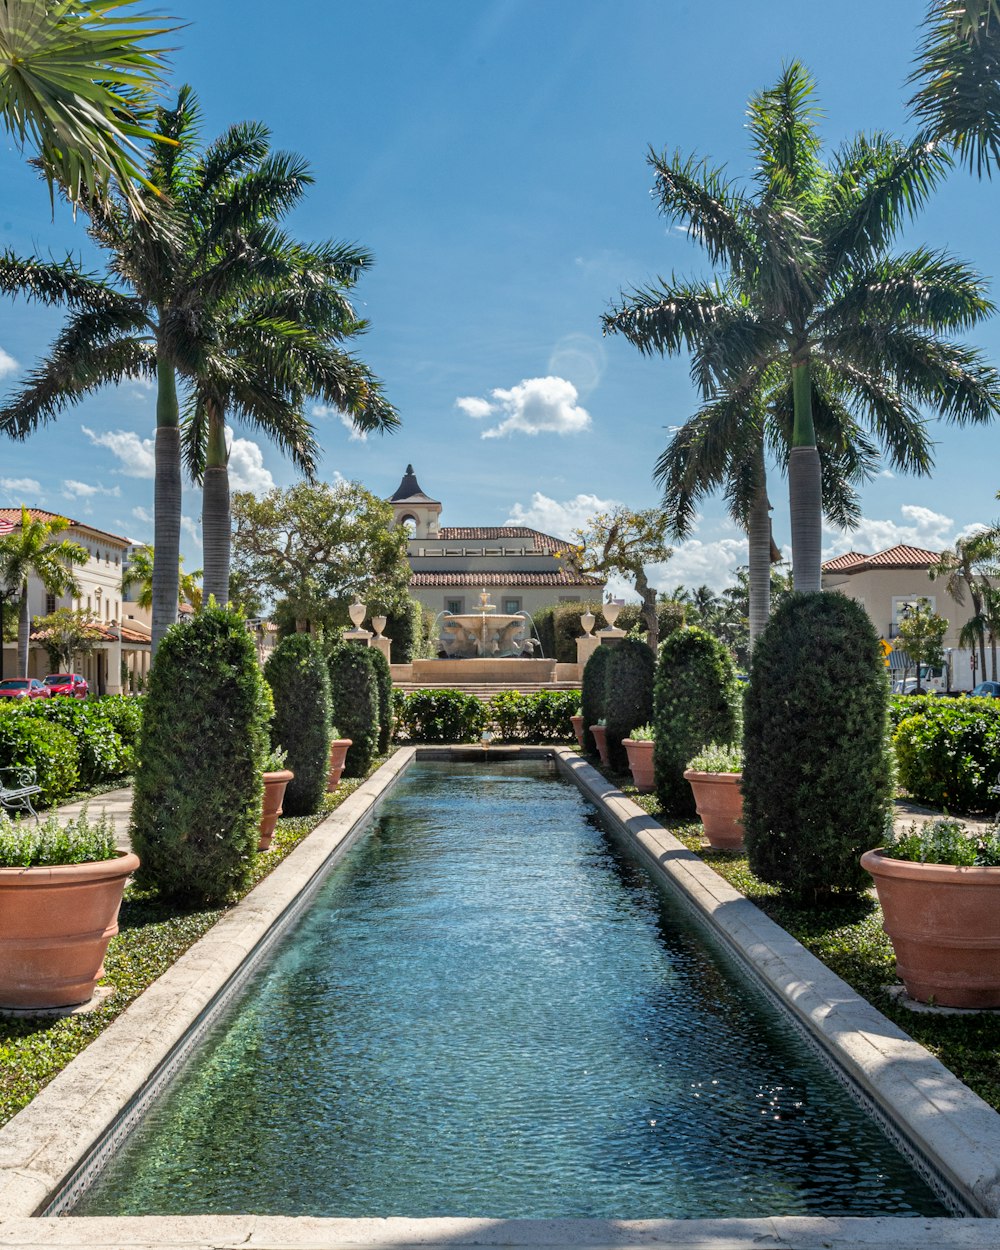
{"left": 0, "top": 87, "right": 396, "bottom": 646}
{"left": 604, "top": 64, "right": 1000, "bottom": 593}
{"left": 930, "top": 529, "right": 1000, "bottom": 677}
{"left": 0, "top": 507, "right": 87, "bottom": 676}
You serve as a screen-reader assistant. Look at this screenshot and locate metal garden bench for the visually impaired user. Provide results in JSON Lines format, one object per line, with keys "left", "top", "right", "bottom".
{"left": 0, "top": 766, "right": 42, "bottom": 819}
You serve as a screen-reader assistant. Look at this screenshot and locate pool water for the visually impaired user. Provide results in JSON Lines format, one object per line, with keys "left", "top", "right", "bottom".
{"left": 77, "top": 761, "right": 946, "bottom": 1218}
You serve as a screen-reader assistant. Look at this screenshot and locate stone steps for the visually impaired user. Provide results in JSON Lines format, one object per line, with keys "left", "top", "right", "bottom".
{"left": 395, "top": 681, "right": 579, "bottom": 698}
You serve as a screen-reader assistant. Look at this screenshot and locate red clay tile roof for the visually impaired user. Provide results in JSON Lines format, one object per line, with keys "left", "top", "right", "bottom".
{"left": 822, "top": 544, "right": 943, "bottom": 574}
{"left": 0, "top": 507, "right": 132, "bottom": 546}
{"left": 435, "top": 526, "right": 568, "bottom": 553}
{"left": 30, "top": 620, "right": 149, "bottom": 645}
{"left": 411, "top": 570, "right": 602, "bottom": 588}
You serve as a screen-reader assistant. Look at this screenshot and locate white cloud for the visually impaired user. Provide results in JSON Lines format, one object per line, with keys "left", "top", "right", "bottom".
{"left": 824, "top": 503, "right": 958, "bottom": 558}
{"left": 131, "top": 506, "right": 152, "bottom": 525}
{"left": 180, "top": 515, "right": 201, "bottom": 547}
{"left": 505, "top": 490, "right": 618, "bottom": 539}
{"left": 0, "top": 476, "right": 42, "bottom": 499}
{"left": 457, "top": 376, "right": 591, "bottom": 439}
{"left": 227, "top": 436, "right": 275, "bottom": 494}
{"left": 311, "top": 404, "right": 369, "bottom": 442}
{"left": 664, "top": 537, "right": 750, "bottom": 593}
{"left": 82, "top": 426, "right": 155, "bottom": 478}
{"left": 62, "top": 479, "right": 120, "bottom": 499}
{"left": 0, "top": 347, "right": 18, "bottom": 380}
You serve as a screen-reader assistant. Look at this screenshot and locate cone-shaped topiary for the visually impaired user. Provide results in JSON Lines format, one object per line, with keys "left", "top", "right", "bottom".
{"left": 130, "top": 604, "right": 270, "bottom": 903}
{"left": 327, "top": 642, "right": 379, "bottom": 776}
{"left": 580, "top": 644, "right": 611, "bottom": 755}
{"left": 264, "top": 634, "right": 333, "bottom": 817}
{"left": 654, "top": 626, "right": 741, "bottom": 815}
{"left": 742, "top": 592, "right": 893, "bottom": 898}
{"left": 368, "top": 646, "right": 393, "bottom": 754}
{"left": 604, "top": 638, "right": 654, "bottom": 771}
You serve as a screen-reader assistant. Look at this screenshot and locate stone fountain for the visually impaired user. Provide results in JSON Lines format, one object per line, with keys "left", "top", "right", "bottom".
{"left": 437, "top": 589, "right": 537, "bottom": 659}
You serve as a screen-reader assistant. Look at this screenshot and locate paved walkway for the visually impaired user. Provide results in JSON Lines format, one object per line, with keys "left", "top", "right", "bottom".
{"left": 55, "top": 786, "right": 133, "bottom": 850}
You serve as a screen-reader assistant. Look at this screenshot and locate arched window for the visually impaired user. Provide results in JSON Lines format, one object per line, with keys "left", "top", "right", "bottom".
{"left": 400, "top": 515, "right": 417, "bottom": 536}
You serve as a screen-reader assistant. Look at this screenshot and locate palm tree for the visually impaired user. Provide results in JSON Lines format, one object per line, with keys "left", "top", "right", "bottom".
{"left": 604, "top": 63, "right": 1000, "bottom": 593}
{"left": 0, "top": 0, "right": 175, "bottom": 212}
{"left": 0, "top": 87, "right": 397, "bottom": 649}
{"left": 909, "top": 1, "right": 1000, "bottom": 176}
{"left": 121, "top": 544, "right": 201, "bottom": 612}
{"left": 0, "top": 507, "right": 87, "bottom": 675}
{"left": 930, "top": 529, "right": 1000, "bottom": 677}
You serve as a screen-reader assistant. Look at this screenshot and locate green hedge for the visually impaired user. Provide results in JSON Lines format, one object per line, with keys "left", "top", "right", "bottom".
{"left": 392, "top": 689, "right": 487, "bottom": 742}
{"left": 130, "top": 605, "right": 271, "bottom": 904}
{"left": 0, "top": 716, "right": 79, "bottom": 806}
{"left": 19, "top": 698, "right": 129, "bottom": 786}
{"left": 486, "top": 689, "right": 581, "bottom": 741}
{"left": 742, "top": 593, "right": 893, "bottom": 898}
{"left": 327, "top": 642, "right": 380, "bottom": 775}
{"left": 369, "top": 646, "right": 394, "bottom": 754}
{"left": 604, "top": 638, "right": 655, "bottom": 771}
{"left": 580, "top": 645, "right": 611, "bottom": 755}
{"left": 94, "top": 694, "right": 144, "bottom": 750}
{"left": 653, "top": 627, "right": 741, "bottom": 815}
{"left": 893, "top": 698, "right": 1000, "bottom": 813}
{"left": 532, "top": 601, "right": 684, "bottom": 664}
{"left": 264, "top": 634, "right": 333, "bottom": 817}
{"left": 382, "top": 597, "right": 425, "bottom": 663}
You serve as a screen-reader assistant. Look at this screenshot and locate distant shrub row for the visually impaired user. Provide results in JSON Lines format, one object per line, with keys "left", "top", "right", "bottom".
{"left": 391, "top": 687, "right": 581, "bottom": 743}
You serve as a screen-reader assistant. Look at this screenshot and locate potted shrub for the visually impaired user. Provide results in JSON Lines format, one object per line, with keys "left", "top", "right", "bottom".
{"left": 259, "top": 747, "right": 293, "bottom": 852}
{"left": 684, "top": 742, "right": 744, "bottom": 850}
{"left": 569, "top": 712, "right": 585, "bottom": 749}
{"left": 590, "top": 718, "right": 610, "bottom": 766}
{"left": 327, "top": 726, "right": 353, "bottom": 792}
{"left": 862, "top": 819, "right": 1000, "bottom": 1008}
{"left": 0, "top": 810, "right": 139, "bottom": 1010}
{"left": 623, "top": 723, "right": 655, "bottom": 792}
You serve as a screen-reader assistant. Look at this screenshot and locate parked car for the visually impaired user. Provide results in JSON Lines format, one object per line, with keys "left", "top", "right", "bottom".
{"left": 0, "top": 678, "right": 50, "bottom": 700}
{"left": 43, "top": 673, "right": 89, "bottom": 699}
{"left": 970, "top": 681, "right": 1000, "bottom": 698}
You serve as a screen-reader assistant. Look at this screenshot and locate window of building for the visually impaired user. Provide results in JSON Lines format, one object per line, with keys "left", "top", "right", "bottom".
{"left": 445, "top": 597, "right": 464, "bottom": 615}
{"left": 400, "top": 515, "right": 417, "bottom": 536}
{"left": 45, "top": 592, "right": 56, "bottom": 614}
{"left": 890, "top": 595, "right": 935, "bottom": 638}
{"left": 503, "top": 597, "right": 522, "bottom": 614}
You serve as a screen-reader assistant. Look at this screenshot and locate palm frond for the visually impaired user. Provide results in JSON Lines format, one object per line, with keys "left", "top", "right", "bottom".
{"left": 747, "top": 61, "right": 825, "bottom": 204}
{"left": 647, "top": 148, "right": 757, "bottom": 274}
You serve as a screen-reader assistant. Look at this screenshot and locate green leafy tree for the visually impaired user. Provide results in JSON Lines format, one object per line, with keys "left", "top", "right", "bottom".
{"left": 930, "top": 530, "right": 999, "bottom": 679}
{"left": 0, "top": 507, "right": 87, "bottom": 676}
{"left": 231, "top": 481, "right": 411, "bottom": 633}
{"left": 604, "top": 63, "right": 1000, "bottom": 594}
{"left": 30, "top": 606, "right": 103, "bottom": 670}
{"left": 0, "top": 0, "right": 175, "bottom": 212}
{"left": 895, "top": 601, "right": 948, "bottom": 693}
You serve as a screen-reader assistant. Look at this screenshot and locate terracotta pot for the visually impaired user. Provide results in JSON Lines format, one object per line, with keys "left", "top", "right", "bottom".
{"left": 570, "top": 714, "right": 585, "bottom": 749}
{"left": 0, "top": 850, "right": 140, "bottom": 1009}
{"left": 259, "top": 768, "right": 294, "bottom": 851}
{"left": 861, "top": 849, "right": 1000, "bottom": 1008}
{"left": 683, "top": 769, "right": 745, "bottom": 850}
{"left": 590, "top": 724, "right": 610, "bottom": 766}
{"left": 327, "top": 738, "right": 353, "bottom": 792}
{"left": 623, "top": 739, "right": 655, "bottom": 792}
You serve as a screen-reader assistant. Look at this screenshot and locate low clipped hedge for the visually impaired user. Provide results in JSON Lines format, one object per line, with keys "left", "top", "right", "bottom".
{"left": 487, "top": 689, "right": 581, "bottom": 741}
{"left": 392, "top": 689, "right": 487, "bottom": 742}
{"left": 0, "top": 716, "right": 79, "bottom": 806}
{"left": 893, "top": 697, "right": 1000, "bottom": 813}
{"left": 327, "top": 642, "right": 380, "bottom": 775}
{"left": 18, "top": 698, "right": 129, "bottom": 786}
{"left": 264, "top": 634, "right": 333, "bottom": 817}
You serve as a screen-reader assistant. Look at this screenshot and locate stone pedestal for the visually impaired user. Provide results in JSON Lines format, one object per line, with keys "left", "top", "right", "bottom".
{"left": 372, "top": 635, "right": 392, "bottom": 662}
{"left": 599, "top": 628, "right": 626, "bottom": 647}
{"left": 343, "top": 629, "right": 372, "bottom": 646}
{"left": 576, "top": 633, "right": 599, "bottom": 670}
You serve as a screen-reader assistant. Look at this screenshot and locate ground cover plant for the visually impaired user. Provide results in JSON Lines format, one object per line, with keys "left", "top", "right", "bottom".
{"left": 0, "top": 763, "right": 384, "bottom": 1130}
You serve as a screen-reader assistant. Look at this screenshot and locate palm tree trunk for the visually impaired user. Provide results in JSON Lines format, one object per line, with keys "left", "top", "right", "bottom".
{"left": 971, "top": 589, "right": 988, "bottom": 678}
{"left": 201, "top": 403, "right": 231, "bottom": 606}
{"left": 747, "top": 460, "right": 772, "bottom": 651}
{"left": 152, "top": 358, "right": 182, "bottom": 655}
{"left": 17, "top": 582, "right": 30, "bottom": 677}
{"left": 789, "top": 358, "right": 823, "bottom": 593}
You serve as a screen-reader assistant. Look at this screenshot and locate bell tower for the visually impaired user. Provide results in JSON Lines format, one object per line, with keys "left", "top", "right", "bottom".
{"left": 389, "top": 465, "right": 441, "bottom": 538}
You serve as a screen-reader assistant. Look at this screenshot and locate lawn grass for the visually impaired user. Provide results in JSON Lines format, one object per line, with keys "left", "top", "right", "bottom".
{"left": 0, "top": 765, "right": 382, "bottom": 1129}
{"left": 592, "top": 766, "right": 1000, "bottom": 1116}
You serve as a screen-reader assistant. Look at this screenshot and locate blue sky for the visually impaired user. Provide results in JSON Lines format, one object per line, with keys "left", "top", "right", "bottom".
{"left": 0, "top": 0, "right": 995, "bottom": 591}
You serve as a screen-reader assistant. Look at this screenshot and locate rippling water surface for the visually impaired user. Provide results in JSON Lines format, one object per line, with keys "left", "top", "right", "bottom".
{"left": 78, "top": 761, "right": 945, "bottom": 1218}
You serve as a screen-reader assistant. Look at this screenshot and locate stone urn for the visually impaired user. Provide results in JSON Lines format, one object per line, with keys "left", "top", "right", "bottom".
{"left": 570, "top": 714, "right": 585, "bottom": 749}
{"left": 623, "top": 739, "right": 655, "bottom": 792}
{"left": 590, "top": 724, "right": 610, "bottom": 767}
{"left": 327, "top": 738, "right": 353, "bottom": 792}
{"left": 861, "top": 850, "right": 1000, "bottom": 1008}
{"left": 683, "top": 770, "right": 745, "bottom": 850}
{"left": 259, "top": 768, "right": 294, "bottom": 851}
{"left": 0, "top": 851, "right": 140, "bottom": 1009}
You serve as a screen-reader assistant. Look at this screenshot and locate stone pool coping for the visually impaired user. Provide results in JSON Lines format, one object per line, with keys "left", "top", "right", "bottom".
{"left": 1, "top": 746, "right": 1000, "bottom": 1249}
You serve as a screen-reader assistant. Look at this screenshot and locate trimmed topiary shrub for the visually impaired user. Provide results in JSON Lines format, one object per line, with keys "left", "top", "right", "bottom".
{"left": 369, "top": 646, "right": 393, "bottom": 754}
{"left": 264, "top": 634, "right": 333, "bottom": 817}
{"left": 893, "top": 701, "right": 1000, "bottom": 813}
{"left": 604, "top": 638, "right": 655, "bottom": 771}
{"left": 391, "top": 689, "right": 487, "bottom": 742}
{"left": 581, "top": 644, "right": 612, "bottom": 755}
{"left": 327, "top": 642, "right": 380, "bottom": 775}
{"left": 653, "top": 627, "right": 741, "bottom": 815}
{"left": 742, "top": 592, "right": 893, "bottom": 898}
{"left": 382, "top": 597, "right": 424, "bottom": 663}
{"left": 130, "top": 605, "right": 271, "bottom": 904}
{"left": 0, "top": 714, "right": 79, "bottom": 806}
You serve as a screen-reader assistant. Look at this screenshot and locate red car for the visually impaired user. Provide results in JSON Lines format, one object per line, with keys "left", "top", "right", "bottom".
{"left": 0, "top": 678, "right": 50, "bottom": 700}
{"left": 43, "top": 673, "right": 89, "bottom": 699}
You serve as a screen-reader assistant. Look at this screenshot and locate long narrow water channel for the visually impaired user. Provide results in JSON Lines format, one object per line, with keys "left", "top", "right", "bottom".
{"left": 77, "top": 760, "right": 946, "bottom": 1218}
